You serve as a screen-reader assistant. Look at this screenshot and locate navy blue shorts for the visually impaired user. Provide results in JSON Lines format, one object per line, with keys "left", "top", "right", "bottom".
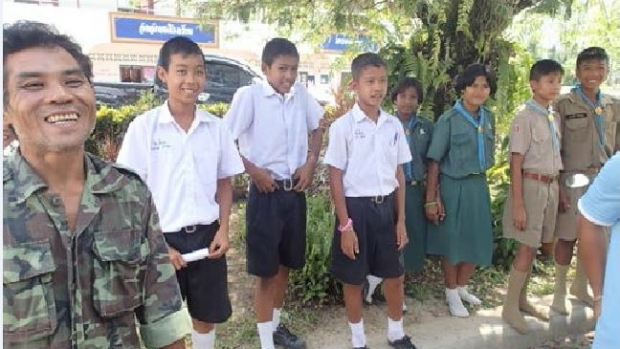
{"left": 245, "top": 183, "right": 307, "bottom": 277}
{"left": 331, "top": 192, "right": 404, "bottom": 285}
{"left": 164, "top": 223, "right": 232, "bottom": 323}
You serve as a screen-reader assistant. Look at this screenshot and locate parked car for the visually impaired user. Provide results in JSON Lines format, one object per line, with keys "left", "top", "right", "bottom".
{"left": 94, "top": 53, "right": 262, "bottom": 108}
{"left": 154, "top": 53, "right": 262, "bottom": 104}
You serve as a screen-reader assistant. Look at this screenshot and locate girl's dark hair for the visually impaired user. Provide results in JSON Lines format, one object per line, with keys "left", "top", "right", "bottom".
{"left": 455, "top": 63, "right": 497, "bottom": 95}
{"left": 390, "top": 77, "right": 424, "bottom": 104}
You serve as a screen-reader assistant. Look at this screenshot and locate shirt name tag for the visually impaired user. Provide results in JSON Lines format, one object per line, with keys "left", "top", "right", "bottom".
{"left": 354, "top": 129, "right": 366, "bottom": 139}
{"left": 566, "top": 113, "right": 587, "bottom": 120}
{"left": 151, "top": 139, "right": 172, "bottom": 151}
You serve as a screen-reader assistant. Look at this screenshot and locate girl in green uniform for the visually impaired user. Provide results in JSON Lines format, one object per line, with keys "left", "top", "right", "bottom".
{"left": 393, "top": 78, "right": 434, "bottom": 272}
{"left": 425, "top": 64, "right": 496, "bottom": 318}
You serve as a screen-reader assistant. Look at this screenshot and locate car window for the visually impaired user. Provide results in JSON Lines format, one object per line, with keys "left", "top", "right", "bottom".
{"left": 206, "top": 63, "right": 241, "bottom": 89}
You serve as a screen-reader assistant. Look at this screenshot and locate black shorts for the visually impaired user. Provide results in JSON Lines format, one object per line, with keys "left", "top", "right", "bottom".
{"left": 246, "top": 183, "right": 307, "bottom": 277}
{"left": 164, "top": 223, "right": 232, "bottom": 323}
{"left": 331, "top": 193, "right": 404, "bottom": 285}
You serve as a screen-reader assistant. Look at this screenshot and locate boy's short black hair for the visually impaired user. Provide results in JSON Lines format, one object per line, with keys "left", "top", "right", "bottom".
{"left": 455, "top": 63, "right": 497, "bottom": 95}
{"left": 529, "top": 59, "right": 564, "bottom": 81}
{"left": 351, "top": 53, "right": 386, "bottom": 80}
{"left": 158, "top": 36, "right": 204, "bottom": 71}
{"left": 391, "top": 77, "right": 424, "bottom": 104}
{"left": 576, "top": 46, "right": 609, "bottom": 68}
{"left": 3, "top": 21, "right": 93, "bottom": 82}
{"left": 261, "top": 38, "right": 299, "bottom": 67}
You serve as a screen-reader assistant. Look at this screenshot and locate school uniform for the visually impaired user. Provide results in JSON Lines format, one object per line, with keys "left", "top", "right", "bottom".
{"left": 554, "top": 88, "right": 619, "bottom": 241}
{"left": 426, "top": 101, "right": 495, "bottom": 266}
{"left": 117, "top": 101, "right": 244, "bottom": 323}
{"left": 502, "top": 101, "right": 563, "bottom": 248}
{"left": 324, "top": 103, "right": 412, "bottom": 285}
{"left": 224, "top": 81, "right": 324, "bottom": 277}
{"left": 400, "top": 114, "right": 434, "bottom": 271}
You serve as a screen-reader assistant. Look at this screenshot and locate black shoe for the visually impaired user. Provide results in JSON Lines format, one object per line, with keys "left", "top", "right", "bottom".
{"left": 388, "top": 335, "right": 418, "bottom": 349}
{"left": 273, "top": 324, "right": 306, "bottom": 349}
{"left": 354, "top": 346, "right": 371, "bottom": 349}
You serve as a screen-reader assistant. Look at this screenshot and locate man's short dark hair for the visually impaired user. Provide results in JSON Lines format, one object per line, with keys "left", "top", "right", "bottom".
{"left": 391, "top": 77, "right": 424, "bottom": 104}
{"left": 351, "top": 53, "right": 386, "bottom": 80}
{"left": 158, "top": 36, "right": 205, "bottom": 71}
{"left": 261, "top": 38, "right": 299, "bottom": 67}
{"left": 529, "top": 59, "right": 564, "bottom": 81}
{"left": 576, "top": 46, "right": 609, "bottom": 68}
{"left": 3, "top": 21, "right": 93, "bottom": 82}
{"left": 455, "top": 63, "right": 497, "bottom": 95}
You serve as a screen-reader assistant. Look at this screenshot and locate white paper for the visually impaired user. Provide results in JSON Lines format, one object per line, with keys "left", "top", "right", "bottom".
{"left": 181, "top": 248, "right": 210, "bottom": 262}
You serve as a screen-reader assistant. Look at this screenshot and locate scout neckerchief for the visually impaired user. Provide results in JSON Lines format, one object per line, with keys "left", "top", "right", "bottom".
{"left": 525, "top": 99, "right": 560, "bottom": 153}
{"left": 454, "top": 100, "right": 486, "bottom": 171}
{"left": 574, "top": 84, "right": 605, "bottom": 148}
{"left": 400, "top": 113, "right": 417, "bottom": 180}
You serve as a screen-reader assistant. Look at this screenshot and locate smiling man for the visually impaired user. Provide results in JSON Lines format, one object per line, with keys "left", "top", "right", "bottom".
{"left": 2, "top": 21, "right": 190, "bottom": 349}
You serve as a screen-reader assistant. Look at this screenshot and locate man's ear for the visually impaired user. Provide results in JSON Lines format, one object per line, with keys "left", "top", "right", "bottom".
{"left": 157, "top": 66, "right": 168, "bottom": 84}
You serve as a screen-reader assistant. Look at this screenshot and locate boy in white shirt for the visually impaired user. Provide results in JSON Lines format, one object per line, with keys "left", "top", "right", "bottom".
{"left": 224, "top": 38, "right": 324, "bottom": 349}
{"left": 117, "top": 36, "right": 244, "bottom": 349}
{"left": 324, "top": 53, "right": 417, "bottom": 349}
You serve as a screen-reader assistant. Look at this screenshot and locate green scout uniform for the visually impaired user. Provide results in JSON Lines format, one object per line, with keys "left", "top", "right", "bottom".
{"left": 400, "top": 114, "right": 434, "bottom": 271}
{"left": 3, "top": 152, "right": 191, "bottom": 349}
{"left": 502, "top": 102, "right": 563, "bottom": 248}
{"left": 426, "top": 103, "right": 495, "bottom": 266}
{"left": 554, "top": 89, "right": 620, "bottom": 241}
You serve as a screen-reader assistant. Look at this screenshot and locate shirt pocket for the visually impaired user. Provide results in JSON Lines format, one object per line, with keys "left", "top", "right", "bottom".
{"left": 3, "top": 240, "right": 57, "bottom": 343}
{"left": 91, "top": 230, "right": 149, "bottom": 318}
{"left": 564, "top": 116, "right": 589, "bottom": 142}
{"left": 450, "top": 131, "right": 473, "bottom": 163}
{"left": 532, "top": 125, "right": 550, "bottom": 144}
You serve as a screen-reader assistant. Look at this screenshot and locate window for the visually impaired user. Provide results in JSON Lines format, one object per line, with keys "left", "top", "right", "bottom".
{"left": 120, "top": 65, "right": 153, "bottom": 83}
{"left": 206, "top": 63, "right": 242, "bottom": 89}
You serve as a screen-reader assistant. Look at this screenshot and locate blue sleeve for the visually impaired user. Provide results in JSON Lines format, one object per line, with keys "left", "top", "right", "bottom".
{"left": 578, "top": 152, "right": 620, "bottom": 226}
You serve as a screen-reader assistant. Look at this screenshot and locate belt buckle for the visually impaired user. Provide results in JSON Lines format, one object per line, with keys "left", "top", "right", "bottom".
{"left": 282, "top": 178, "right": 294, "bottom": 191}
{"left": 409, "top": 180, "right": 418, "bottom": 186}
{"left": 372, "top": 195, "right": 385, "bottom": 204}
{"left": 184, "top": 225, "right": 197, "bottom": 233}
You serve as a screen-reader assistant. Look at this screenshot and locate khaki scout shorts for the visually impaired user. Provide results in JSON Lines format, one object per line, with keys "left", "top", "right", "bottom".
{"left": 503, "top": 177, "right": 559, "bottom": 248}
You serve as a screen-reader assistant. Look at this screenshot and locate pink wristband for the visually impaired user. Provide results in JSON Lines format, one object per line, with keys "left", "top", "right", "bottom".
{"left": 338, "top": 218, "right": 353, "bottom": 232}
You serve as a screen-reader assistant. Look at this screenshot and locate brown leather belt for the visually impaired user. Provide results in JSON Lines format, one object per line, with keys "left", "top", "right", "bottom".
{"left": 523, "top": 172, "right": 558, "bottom": 184}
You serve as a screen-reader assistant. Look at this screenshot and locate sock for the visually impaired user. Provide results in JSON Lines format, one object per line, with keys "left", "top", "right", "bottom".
{"left": 257, "top": 321, "right": 275, "bottom": 349}
{"left": 192, "top": 329, "right": 215, "bottom": 349}
{"left": 366, "top": 275, "right": 383, "bottom": 302}
{"left": 387, "top": 317, "right": 405, "bottom": 342}
{"left": 272, "top": 308, "right": 282, "bottom": 332}
{"left": 349, "top": 319, "right": 366, "bottom": 348}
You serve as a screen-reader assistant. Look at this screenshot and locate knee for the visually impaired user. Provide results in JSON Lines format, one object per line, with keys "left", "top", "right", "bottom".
{"left": 192, "top": 319, "right": 214, "bottom": 333}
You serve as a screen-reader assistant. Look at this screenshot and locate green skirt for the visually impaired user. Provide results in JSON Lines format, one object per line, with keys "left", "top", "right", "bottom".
{"left": 426, "top": 174, "right": 493, "bottom": 266}
{"left": 403, "top": 184, "right": 428, "bottom": 271}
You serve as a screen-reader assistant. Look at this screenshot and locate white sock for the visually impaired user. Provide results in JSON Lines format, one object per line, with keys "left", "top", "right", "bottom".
{"left": 192, "top": 329, "right": 215, "bottom": 349}
{"left": 272, "top": 308, "right": 282, "bottom": 332}
{"left": 366, "top": 275, "right": 383, "bottom": 302}
{"left": 348, "top": 319, "right": 366, "bottom": 348}
{"left": 257, "top": 321, "right": 275, "bottom": 349}
{"left": 387, "top": 317, "right": 405, "bottom": 342}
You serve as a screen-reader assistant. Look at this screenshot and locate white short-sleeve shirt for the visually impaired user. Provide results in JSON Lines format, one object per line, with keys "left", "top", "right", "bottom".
{"left": 323, "top": 103, "right": 412, "bottom": 197}
{"left": 116, "top": 101, "right": 244, "bottom": 233}
{"left": 223, "top": 81, "right": 324, "bottom": 179}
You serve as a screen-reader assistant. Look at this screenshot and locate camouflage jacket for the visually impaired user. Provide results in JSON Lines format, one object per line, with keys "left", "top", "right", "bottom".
{"left": 3, "top": 152, "right": 190, "bottom": 349}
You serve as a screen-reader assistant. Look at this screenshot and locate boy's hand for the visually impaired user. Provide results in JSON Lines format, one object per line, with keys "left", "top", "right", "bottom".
{"left": 513, "top": 204, "right": 527, "bottom": 231}
{"left": 208, "top": 228, "right": 229, "bottom": 259}
{"left": 250, "top": 167, "right": 278, "bottom": 193}
{"left": 396, "top": 220, "right": 408, "bottom": 250}
{"left": 293, "top": 160, "right": 317, "bottom": 192}
{"left": 168, "top": 246, "right": 186, "bottom": 270}
{"left": 341, "top": 229, "right": 359, "bottom": 260}
{"left": 559, "top": 186, "right": 571, "bottom": 212}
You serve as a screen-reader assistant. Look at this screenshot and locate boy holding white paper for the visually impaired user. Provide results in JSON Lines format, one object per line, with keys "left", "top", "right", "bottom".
{"left": 117, "top": 36, "right": 244, "bottom": 349}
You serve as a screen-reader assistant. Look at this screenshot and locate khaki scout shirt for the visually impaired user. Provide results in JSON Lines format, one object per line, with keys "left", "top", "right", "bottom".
{"left": 509, "top": 103, "right": 563, "bottom": 174}
{"left": 555, "top": 90, "right": 620, "bottom": 171}
{"left": 3, "top": 152, "right": 191, "bottom": 349}
{"left": 427, "top": 106, "right": 496, "bottom": 179}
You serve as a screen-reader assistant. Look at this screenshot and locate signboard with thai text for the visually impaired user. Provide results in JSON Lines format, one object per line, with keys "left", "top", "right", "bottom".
{"left": 109, "top": 12, "right": 218, "bottom": 47}
{"left": 321, "top": 34, "right": 377, "bottom": 52}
